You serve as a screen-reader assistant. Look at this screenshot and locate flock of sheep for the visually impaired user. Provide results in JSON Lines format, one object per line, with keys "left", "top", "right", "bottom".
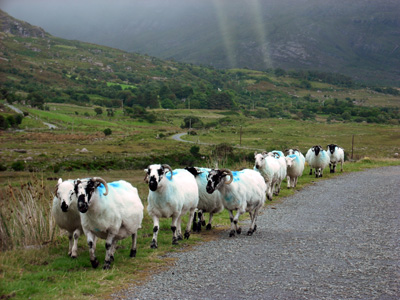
{"left": 52, "top": 144, "right": 344, "bottom": 269}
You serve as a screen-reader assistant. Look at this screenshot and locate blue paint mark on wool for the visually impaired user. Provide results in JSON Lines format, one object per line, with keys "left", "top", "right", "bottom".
{"left": 166, "top": 170, "right": 178, "bottom": 181}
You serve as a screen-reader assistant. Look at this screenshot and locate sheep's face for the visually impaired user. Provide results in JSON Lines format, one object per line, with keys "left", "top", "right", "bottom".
{"left": 254, "top": 153, "right": 266, "bottom": 170}
{"left": 75, "top": 179, "right": 99, "bottom": 213}
{"left": 145, "top": 164, "right": 166, "bottom": 192}
{"left": 312, "top": 145, "right": 322, "bottom": 156}
{"left": 206, "top": 169, "right": 225, "bottom": 194}
{"left": 55, "top": 179, "right": 76, "bottom": 212}
{"left": 327, "top": 144, "right": 337, "bottom": 154}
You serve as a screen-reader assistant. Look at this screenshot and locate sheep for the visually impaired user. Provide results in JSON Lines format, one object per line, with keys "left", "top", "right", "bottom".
{"left": 270, "top": 150, "right": 287, "bottom": 195}
{"left": 185, "top": 167, "right": 224, "bottom": 231}
{"left": 254, "top": 151, "right": 281, "bottom": 200}
{"left": 327, "top": 144, "right": 345, "bottom": 173}
{"left": 206, "top": 168, "right": 266, "bottom": 237}
{"left": 52, "top": 178, "right": 83, "bottom": 258}
{"left": 305, "top": 145, "right": 330, "bottom": 178}
{"left": 75, "top": 177, "right": 144, "bottom": 269}
{"left": 145, "top": 164, "right": 199, "bottom": 248}
{"left": 284, "top": 149, "right": 305, "bottom": 188}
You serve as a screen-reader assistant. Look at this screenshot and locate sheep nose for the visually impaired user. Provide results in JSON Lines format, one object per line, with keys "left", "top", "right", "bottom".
{"left": 61, "top": 201, "right": 68, "bottom": 212}
{"left": 206, "top": 184, "right": 214, "bottom": 194}
{"left": 77, "top": 195, "right": 88, "bottom": 213}
{"left": 149, "top": 179, "right": 158, "bottom": 192}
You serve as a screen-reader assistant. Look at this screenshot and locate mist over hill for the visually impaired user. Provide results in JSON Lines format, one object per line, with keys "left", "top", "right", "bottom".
{"left": 1, "top": 0, "right": 400, "bottom": 86}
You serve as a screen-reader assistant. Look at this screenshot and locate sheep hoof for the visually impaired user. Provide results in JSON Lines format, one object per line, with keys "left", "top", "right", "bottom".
{"left": 103, "top": 261, "right": 111, "bottom": 270}
{"left": 177, "top": 234, "right": 183, "bottom": 240}
{"left": 247, "top": 230, "right": 253, "bottom": 236}
{"left": 184, "top": 231, "right": 190, "bottom": 239}
{"left": 201, "top": 220, "right": 206, "bottom": 226}
{"left": 172, "top": 237, "right": 179, "bottom": 245}
{"left": 229, "top": 230, "right": 235, "bottom": 237}
{"left": 91, "top": 258, "right": 99, "bottom": 269}
{"left": 236, "top": 227, "right": 242, "bottom": 235}
{"left": 206, "top": 224, "right": 212, "bottom": 230}
{"left": 71, "top": 255, "right": 77, "bottom": 259}
{"left": 130, "top": 249, "right": 136, "bottom": 257}
{"left": 150, "top": 240, "right": 158, "bottom": 249}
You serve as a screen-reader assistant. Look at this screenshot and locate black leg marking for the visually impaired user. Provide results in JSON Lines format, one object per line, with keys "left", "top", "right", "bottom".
{"left": 172, "top": 236, "right": 178, "bottom": 245}
{"left": 153, "top": 226, "right": 159, "bottom": 233}
{"left": 91, "top": 258, "right": 99, "bottom": 269}
{"left": 150, "top": 239, "right": 158, "bottom": 249}
{"left": 177, "top": 234, "right": 183, "bottom": 240}
{"left": 247, "top": 229, "right": 253, "bottom": 236}
{"left": 171, "top": 226, "right": 177, "bottom": 233}
{"left": 184, "top": 230, "right": 190, "bottom": 239}
{"left": 88, "top": 241, "right": 93, "bottom": 249}
{"left": 73, "top": 232, "right": 79, "bottom": 240}
{"left": 197, "top": 221, "right": 202, "bottom": 232}
{"left": 206, "top": 223, "right": 212, "bottom": 230}
{"left": 103, "top": 260, "right": 111, "bottom": 270}
{"left": 230, "top": 217, "right": 233, "bottom": 223}
{"left": 105, "top": 243, "right": 111, "bottom": 250}
{"left": 130, "top": 249, "right": 137, "bottom": 257}
{"left": 236, "top": 227, "right": 242, "bottom": 234}
{"left": 229, "top": 230, "right": 235, "bottom": 237}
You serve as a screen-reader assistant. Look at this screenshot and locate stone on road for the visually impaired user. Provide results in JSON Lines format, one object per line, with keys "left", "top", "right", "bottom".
{"left": 117, "top": 166, "right": 400, "bottom": 300}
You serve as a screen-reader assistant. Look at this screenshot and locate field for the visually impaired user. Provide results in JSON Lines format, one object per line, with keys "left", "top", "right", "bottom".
{"left": 1, "top": 103, "right": 400, "bottom": 300}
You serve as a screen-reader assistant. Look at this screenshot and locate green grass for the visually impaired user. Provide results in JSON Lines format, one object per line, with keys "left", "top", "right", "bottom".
{"left": 1, "top": 159, "right": 399, "bottom": 300}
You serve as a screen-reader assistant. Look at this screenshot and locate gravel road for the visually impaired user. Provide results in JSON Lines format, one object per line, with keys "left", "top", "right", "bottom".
{"left": 116, "top": 166, "right": 400, "bottom": 300}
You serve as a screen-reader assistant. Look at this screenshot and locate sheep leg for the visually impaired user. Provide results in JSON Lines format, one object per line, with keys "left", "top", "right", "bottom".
{"left": 176, "top": 214, "right": 183, "bottom": 240}
{"left": 340, "top": 161, "right": 343, "bottom": 172}
{"left": 87, "top": 232, "right": 99, "bottom": 269}
{"left": 197, "top": 210, "right": 203, "bottom": 232}
{"left": 171, "top": 214, "right": 179, "bottom": 245}
{"left": 206, "top": 213, "right": 213, "bottom": 230}
{"left": 266, "top": 182, "right": 273, "bottom": 201}
{"left": 232, "top": 210, "right": 243, "bottom": 235}
{"left": 184, "top": 207, "right": 196, "bottom": 239}
{"left": 309, "top": 168, "right": 313, "bottom": 175}
{"left": 70, "top": 228, "right": 81, "bottom": 258}
{"left": 67, "top": 232, "right": 73, "bottom": 257}
{"left": 286, "top": 176, "right": 291, "bottom": 189}
{"left": 103, "top": 234, "right": 116, "bottom": 269}
{"left": 150, "top": 216, "right": 160, "bottom": 249}
{"left": 130, "top": 232, "right": 137, "bottom": 257}
{"left": 228, "top": 210, "right": 236, "bottom": 237}
{"left": 293, "top": 177, "right": 298, "bottom": 188}
{"left": 192, "top": 211, "right": 198, "bottom": 232}
{"left": 247, "top": 207, "right": 260, "bottom": 236}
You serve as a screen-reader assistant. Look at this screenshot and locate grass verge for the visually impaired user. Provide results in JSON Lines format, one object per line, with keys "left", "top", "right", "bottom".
{"left": 0, "top": 158, "right": 399, "bottom": 300}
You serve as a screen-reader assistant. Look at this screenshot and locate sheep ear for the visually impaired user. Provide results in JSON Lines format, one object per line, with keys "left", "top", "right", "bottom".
{"left": 144, "top": 168, "right": 148, "bottom": 173}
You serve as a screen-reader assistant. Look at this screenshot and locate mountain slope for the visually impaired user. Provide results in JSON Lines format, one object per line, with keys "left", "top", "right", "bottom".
{"left": 2, "top": 0, "right": 400, "bottom": 86}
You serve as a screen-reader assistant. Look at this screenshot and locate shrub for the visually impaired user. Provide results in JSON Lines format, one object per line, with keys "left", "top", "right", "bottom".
{"left": 11, "top": 161, "right": 25, "bottom": 171}
{"left": 103, "top": 128, "right": 112, "bottom": 136}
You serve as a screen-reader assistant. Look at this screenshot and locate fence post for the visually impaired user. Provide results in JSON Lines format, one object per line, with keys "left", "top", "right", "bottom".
{"left": 351, "top": 135, "right": 355, "bottom": 160}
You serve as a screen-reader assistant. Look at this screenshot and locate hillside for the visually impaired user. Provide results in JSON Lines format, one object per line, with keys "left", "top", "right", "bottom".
{"left": 2, "top": 0, "right": 400, "bottom": 86}
{"left": 0, "top": 9, "right": 399, "bottom": 128}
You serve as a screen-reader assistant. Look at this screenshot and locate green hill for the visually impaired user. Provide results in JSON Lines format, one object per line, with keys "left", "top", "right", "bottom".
{"left": 0, "top": 9, "right": 399, "bottom": 128}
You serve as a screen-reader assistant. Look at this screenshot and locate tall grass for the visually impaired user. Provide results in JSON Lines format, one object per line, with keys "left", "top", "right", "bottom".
{"left": 0, "top": 175, "right": 59, "bottom": 251}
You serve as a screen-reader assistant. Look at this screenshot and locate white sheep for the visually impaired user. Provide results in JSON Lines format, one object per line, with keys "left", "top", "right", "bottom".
{"left": 75, "top": 178, "right": 144, "bottom": 269}
{"left": 254, "top": 151, "right": 281, "bottom": 200}
{"left": 206, "top": 168, "right": 266, "bottom": 237}
{"left": 270, "top": 150, "right": 287, "bottom": 195}
{"left": 145, "top": 164, "right": 199, "bottom": 248}
{"left": 327, "top": 144, "right": 345, "bottom": 173}
{"left": 284, "top": 149, "right": 305, "bottom": 188}
{"left": 305, "top": 145, "right": 330, "bottom": 178}
{"left": 52, "top": 178, "right": 83, "bottom": 258}
{"left": 185, "top": 167, "right": 224, "bottom": 231}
